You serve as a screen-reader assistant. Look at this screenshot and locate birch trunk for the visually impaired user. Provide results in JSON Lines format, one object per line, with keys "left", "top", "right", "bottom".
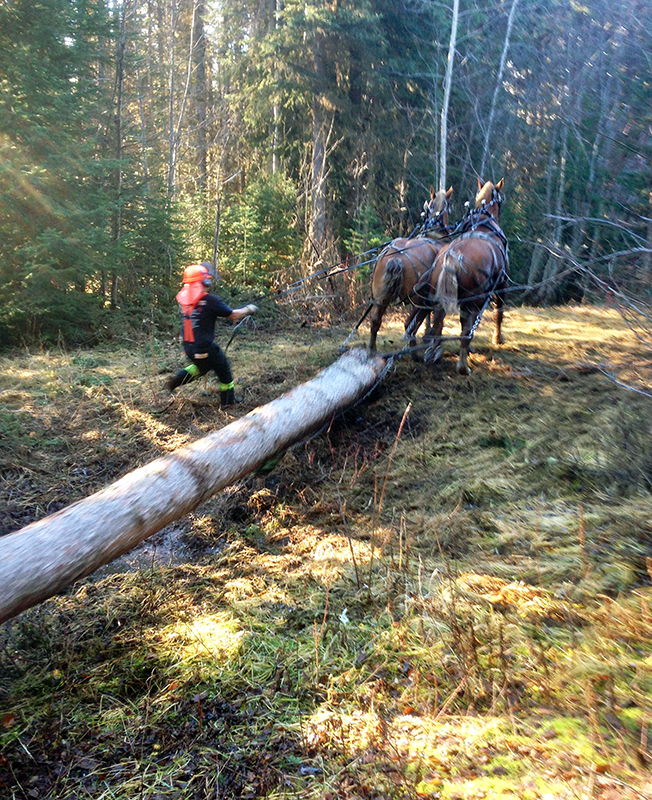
{"left": 480, "top": 0, "right": 520, "bottom": 178}
{"left": 439, "top": 0, "right": 459, "bottom": 192}
{"left": 270, "top": 0, "right": 281, "bottom": 175}
{"left": 0, "top": 350, "right": 387, "bottom": 625}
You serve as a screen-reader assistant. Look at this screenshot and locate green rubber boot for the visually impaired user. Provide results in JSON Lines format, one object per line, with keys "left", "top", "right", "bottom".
{"left": 219, "top": 382, "right": 241, "bottom": 407}
{"left": 166, "top": 365, "right": 200, "bottom": 392}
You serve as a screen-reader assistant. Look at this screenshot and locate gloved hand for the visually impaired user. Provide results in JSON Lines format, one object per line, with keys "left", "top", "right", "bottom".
{"left": 245, "top": 304, "right": 259, "bottom": 315}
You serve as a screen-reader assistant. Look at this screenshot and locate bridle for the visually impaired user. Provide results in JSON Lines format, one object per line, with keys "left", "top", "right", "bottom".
{"left": 453, "top": 187, "right": 505, "bottom": 242}
{"left": 422, "top": 197, "right": 452, "bottom": 236}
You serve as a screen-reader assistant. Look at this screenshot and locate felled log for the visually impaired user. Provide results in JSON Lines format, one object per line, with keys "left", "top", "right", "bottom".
{"left": 0, "top": 349, "right": 386, "bottom": 624}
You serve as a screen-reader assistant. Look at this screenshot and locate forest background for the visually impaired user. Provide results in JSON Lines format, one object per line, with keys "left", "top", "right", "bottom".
{"left": 0, "top": 0, "right": 651, "bottom": 346}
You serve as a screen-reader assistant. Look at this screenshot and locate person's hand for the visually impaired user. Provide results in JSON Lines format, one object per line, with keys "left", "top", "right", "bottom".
{"left": 245, "top": 304, "right": 258, "bottom": 314}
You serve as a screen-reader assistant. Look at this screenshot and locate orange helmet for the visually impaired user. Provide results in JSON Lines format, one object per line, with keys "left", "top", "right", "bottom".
{"left": 182, "top": 263, "right": 211, "bottom": 284}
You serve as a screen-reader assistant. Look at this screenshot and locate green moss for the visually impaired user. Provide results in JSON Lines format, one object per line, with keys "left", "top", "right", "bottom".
{"left": 620, "top": 706, "right": 643, "bottom": 731}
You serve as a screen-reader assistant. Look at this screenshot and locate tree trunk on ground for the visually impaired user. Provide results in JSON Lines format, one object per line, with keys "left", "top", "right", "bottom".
{"left": 0, "top": 350, "right": 387, "bottom": 625}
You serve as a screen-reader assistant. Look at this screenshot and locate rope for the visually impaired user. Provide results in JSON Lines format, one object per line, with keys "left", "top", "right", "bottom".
{"left": 222, "top": 247, "right": 385, "bottom": 350}
{"left": 249, "top": 247, "right": 387, "bottom": 305}
{"left": 224, "top": 314, "right": 256, "bottom": 352}
{"left": 338, "top": 302, "right": 375, "bottom": 353}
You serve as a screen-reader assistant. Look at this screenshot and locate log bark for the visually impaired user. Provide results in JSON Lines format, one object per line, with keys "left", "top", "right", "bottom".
{"left": 0, "top": 349, "right": 387, "bottom": 625}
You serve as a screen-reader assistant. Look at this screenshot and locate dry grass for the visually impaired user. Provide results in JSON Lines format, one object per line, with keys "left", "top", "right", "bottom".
{"left": 1, "top": 305, "right": 652, "bottom": 799}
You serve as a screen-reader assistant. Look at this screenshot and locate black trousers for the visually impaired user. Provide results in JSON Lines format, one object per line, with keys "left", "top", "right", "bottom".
{"left": 183, "top": 342, "right": 233, "bottom": 388}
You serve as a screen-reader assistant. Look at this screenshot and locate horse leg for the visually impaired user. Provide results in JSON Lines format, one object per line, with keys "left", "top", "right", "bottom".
{"left": 423, "top": 306, "right": 445, "bottom": 365}
{"left": 403, "top": 305, "right": 428, "bottom": 346}
{"left": 493, "top": 293, "right": 505, "bottom": 346}
{"left": 457, "top": 306, "right": 478, "bottom": 375}
{"left": 404, "top": 306, "right": 430, "bottom": 361}
{"left": 368, "top": 303, "right": 385, "bottom": 352}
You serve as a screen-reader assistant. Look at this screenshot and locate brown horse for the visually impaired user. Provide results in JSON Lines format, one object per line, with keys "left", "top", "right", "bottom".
{"left": 367, "top": 186, "right": 453, "bottom": 351}
{"left": 407, "top": 178, "right": 509, "bottom": 374}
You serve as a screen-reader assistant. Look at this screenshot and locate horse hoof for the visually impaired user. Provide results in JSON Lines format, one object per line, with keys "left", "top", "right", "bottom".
{"left": 493, "top": 335, "right": 505, "bottom": 346}
{"left": 456, "top": 363, "right": 471, "bottom": 376}
{"left": 424, "top": 346, "right": 443, "bottom": 366}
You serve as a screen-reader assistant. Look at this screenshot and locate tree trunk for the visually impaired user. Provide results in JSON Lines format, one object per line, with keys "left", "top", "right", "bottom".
{"left": 0, "top": 350, "right": 387, "bottom": 625}
{"left": 193, "top": 0, "right": 207, "bottom": 193}
{"left": 135, "top": 59, "right": 151, "bottom": 195}
{"left": 270, "top": 0, "right": 281, "bottom": 175}
{"left": 640, "top": 194, "right": 652, "bottom": 289}
{"left": 480, "top": 0, "right": 520, "bottom": 178}
{"left": 439, "top": 0, "right": 459, "bottom": 192}
{"left": 541, "top": 121, "right": 569, "bottom": 301}
{"left": 166, "top": 0, "right": 177, "bottom": 198}
{"left": 110, "top": 0, "right": 126, "bottom": 311}
{"left": 309, "top": 28, "right": 328, "bottom": 264}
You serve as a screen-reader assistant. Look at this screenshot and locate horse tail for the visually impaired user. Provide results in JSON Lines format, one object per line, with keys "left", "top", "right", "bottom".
{"left": 436, "top": 252, "right": 459, "bottom": 315}
{"left": 376, "top": 257, "right": 405, "bottom": 306}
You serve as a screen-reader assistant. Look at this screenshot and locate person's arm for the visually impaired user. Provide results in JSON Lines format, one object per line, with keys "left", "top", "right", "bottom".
{"left": 228, "top": 304, "right": 258, "bottom": 322}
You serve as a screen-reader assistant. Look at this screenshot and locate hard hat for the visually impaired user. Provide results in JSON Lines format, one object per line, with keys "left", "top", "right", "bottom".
{"left": 182, "top": 263, "right": 211, "bottom": 284}
{"left": 177, "top": 263, "right": 211, "bottom": 310}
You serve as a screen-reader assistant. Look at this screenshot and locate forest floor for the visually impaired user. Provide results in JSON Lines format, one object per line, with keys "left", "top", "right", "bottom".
{"left": 1, "top": 304, "right": 652, "bottom": 800}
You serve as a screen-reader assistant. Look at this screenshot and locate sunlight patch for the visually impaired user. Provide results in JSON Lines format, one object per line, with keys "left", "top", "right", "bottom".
{"left": 162, "top": 612, "right": 245, "bottom": 663}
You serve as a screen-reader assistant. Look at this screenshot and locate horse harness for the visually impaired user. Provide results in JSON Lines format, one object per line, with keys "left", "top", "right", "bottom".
{"left": 421, "top": 198, "right": 452, "bottom": 238}
{"left": 443, "top": 201, "right": 509, "bottom": 284}
{"left": 373, "top": 225, "right": 451, "bottom": 304}
{"left": 445, "top": 230, "right": 507, "bottom": 283}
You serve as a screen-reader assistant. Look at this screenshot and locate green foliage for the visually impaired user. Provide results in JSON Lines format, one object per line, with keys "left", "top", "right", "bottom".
{"left": 342, "top": 202, "right": 387, "bottom": 260}
{"left": 0, "top": 0, "right": 192, "bottom": 347}
{"left": 217, "top": 172, "right": 302, "bottom": 287}
{"left": 1, "top": 0, "right": 652, "bottom": 348}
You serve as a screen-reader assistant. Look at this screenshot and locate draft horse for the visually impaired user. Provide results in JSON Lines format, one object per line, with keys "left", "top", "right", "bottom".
{"left": 408, "top": 178, "right": 509, "bottom": 375}
{"left": 366, "top": 186, "right": 453, "bottom": 351}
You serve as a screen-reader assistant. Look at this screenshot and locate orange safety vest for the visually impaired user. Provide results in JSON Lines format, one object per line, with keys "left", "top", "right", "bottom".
{"left": 176, "top": 282, "right": 207, "bottom": 343}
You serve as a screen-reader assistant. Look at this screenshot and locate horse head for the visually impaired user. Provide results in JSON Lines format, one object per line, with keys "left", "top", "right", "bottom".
{"left": 475, "top": 177, "right": 504, "bottom": 219}
{"left": 423, "top": 186, "right": 453, "bottom": 235}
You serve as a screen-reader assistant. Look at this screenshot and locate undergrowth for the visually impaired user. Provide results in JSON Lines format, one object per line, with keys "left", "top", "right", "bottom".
{"left": 1, "top": 305, "right": 652, "bottom": 799}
